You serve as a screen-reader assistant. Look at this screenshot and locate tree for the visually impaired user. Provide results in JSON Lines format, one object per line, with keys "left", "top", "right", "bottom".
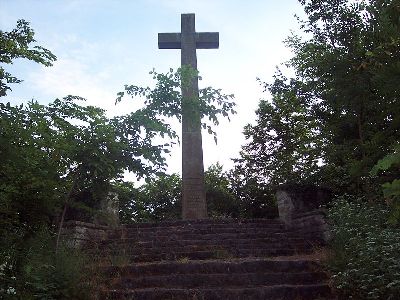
{"left": 0, "top": 19, "right": 56, "bottom": 97}
{"left": 205, "top": 163, "right": 240, "bottom": 218}
{"left": 228, "top": 164, "right": 278, "bottom": 219}
{"left": 237, "top": 0, "right": 400, "bottom": 196}
{"left": 116, "top": 66, "right": 236, "bottom": 144}
{"left": 235, "top": 74, "right": 322, "bottom": 186}
{"left": 1, "top": 19, "right": 238, "bottom": 298}
{"left": 0, "top": 90, "right": 182, "bottom": 297}
{"left": 116, "top": 174, "right": 182, "bottom": 224}
{"left": 290, "top": 0, "right": 400, "bottom": 192}
{"left": 118, "top": 163, "right": 248, "bottom": 222}
{"left": 138, "top": 174, "right": 182, "bottom": 222}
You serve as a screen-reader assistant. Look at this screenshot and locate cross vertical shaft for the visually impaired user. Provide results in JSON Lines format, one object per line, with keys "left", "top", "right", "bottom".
{"left": 180, "top": 14, "right": 206, "bottom": 219}
{"left": 158, "top": 14, "right": 219, "bottom": 219}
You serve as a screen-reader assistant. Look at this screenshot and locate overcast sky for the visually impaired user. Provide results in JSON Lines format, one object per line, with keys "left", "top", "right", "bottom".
{"left": 0, "top": 0, "right": 305, "bottom": 178}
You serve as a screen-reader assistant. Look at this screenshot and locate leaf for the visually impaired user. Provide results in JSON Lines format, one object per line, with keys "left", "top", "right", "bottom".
{"left": 382, "top": 179, "right": 400, "bottom": 199}
{"left": 371, "top": 147, "right": 400, "bottom": 175}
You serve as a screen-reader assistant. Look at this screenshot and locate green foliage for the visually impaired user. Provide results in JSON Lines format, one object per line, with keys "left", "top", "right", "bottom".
{"left": 0, "top": 20, "right": 56, "bottom": 97}
{"left": 116, "top": 66, "right": 236, "bottom": 143}
{"left": 205, "top": 163, "right": 239, "bottom": 218}
{"left": 1, "top": 95, "right": 180, "bottom": 295}
{"left": 236, "top": 0, "right": 400, "bottom": 197}
{"left": 382, "top": 179, "right": 400, "bottom": 201}
{"left": 116, "top": 174, "right": 181, "bottom": 223}
{"left": 233, "top": 6, "right": 400, "bottom": 297}
{"left": 328, "top": 196, "right": 400, "bottom": 299}
{"left": 371, "top": 148, "right": 400, "bottom": 175}
{"left": 228, "top": 165, "right": 278, "bottom": 219}
{"left": 117, "top": 163, "right": 277, "bottom": 222}
{"left": 1, "top": 101, "right": 63, "bottom": 230}
{"left": 0, "top": 23, "right": 186, "bottom": 296}
{"left": 290, "top": 0, "right": 400, "bottom": 193}
{"left": 0, "top": 18, "right": 241, "bottom": 299}
{"left": 136, "top": 174, "right": 182, "bottom": 222}
{"left": 1, "top": 95, "right": 177, "bottom": 227}
{"left": 235, "top": 75, "right": 322, "bottom": 186}
{"left": 1, "top": 228, "right": 92, "bottom": 300}
{"left": 371, "top": 144, "right": 400, "bottom": 224}
{"left": 114, "top": 182, "right": 141, "bottom": 224}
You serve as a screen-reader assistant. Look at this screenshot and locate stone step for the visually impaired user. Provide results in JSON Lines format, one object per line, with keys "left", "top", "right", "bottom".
{"left": 137, "top": 236, "right": 308, "bottom": 247}
{"left": 102, "top": 236, "right": 309, "bottom": 247}
{"left": 111, "top": 272, "right": 328, "bottom": 289}
{"left": 108, "top": 228, "right": 290, "bottom": 239}
{"left": 100, "top": 284, "right": 332, "bottom": 300}
{"left": 92, "top": 217, "right": 334, "bottom": 299}
{"left": 98, "top": 243, "right": 311, "bottom": 255}
{"left": 123, "top": 221, "right": 284, "bottom": 229}
{"left": 103, "top": 259, "right": 323, "bottom": 277}
{"left": 115, "top": 225, "right": 286, "bottom": 234}
{"left": 100, "top": 238, "right": 310, "bottom": 250}
{"left": 102, "top": 248, "right": 313, "bottom": 263}
{"left": 121, "top": 218, "right": 283, "bottom": 229}
{"left": 108, "top": 232, "right": 301, "bottom": 242}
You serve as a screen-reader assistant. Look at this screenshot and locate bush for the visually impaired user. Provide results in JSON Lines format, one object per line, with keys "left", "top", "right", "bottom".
{"left": 1, "top": 228, "right": 93, "bottom": 299}
{"left": 328, "top": 196, "right": 400, "bottom": 299}
{"left": 205, "top": 163, "right": 240, "bottom": 219}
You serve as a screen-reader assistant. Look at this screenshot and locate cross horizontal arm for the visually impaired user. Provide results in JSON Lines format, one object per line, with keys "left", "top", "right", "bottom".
{"left": 158, "top": 33, "right": 181, "bottom": 49}
{"left": 158, "top": 32, "right": 219, "bottom": 49}
{"left": 196, "top": 32, "right": 219, "bottom": 49}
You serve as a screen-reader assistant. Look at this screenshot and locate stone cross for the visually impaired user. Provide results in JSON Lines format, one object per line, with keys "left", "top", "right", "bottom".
{"left": 158, "top": 14, "right": 219, "bottom": 219}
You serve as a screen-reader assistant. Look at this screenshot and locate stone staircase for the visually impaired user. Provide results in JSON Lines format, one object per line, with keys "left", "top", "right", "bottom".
{"left": 94, "top": 219, "right": 334, "bottom": 299}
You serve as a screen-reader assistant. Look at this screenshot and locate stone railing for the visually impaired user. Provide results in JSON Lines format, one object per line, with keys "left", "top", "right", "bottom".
{"left": 276, "top": 184, "right": 332, "bottom": 243}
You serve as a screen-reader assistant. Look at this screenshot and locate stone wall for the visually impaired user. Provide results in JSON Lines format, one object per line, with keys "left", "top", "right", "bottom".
{"left": 276, "top": 185, "right": 332, "bottom": 243}
{"left": 60, "top": 191, "right": 119, "bottom": 248}
{"left": 61, "top": 220, "right": 109, "bottom": 248}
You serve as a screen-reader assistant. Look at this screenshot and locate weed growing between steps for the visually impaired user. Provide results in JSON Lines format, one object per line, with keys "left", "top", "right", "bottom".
{"left": 102, "top": 242, "right": 132, "bottom": 267}
{"left": 212, "top": 249, "right": 234, "bottom": 260}
{"left": 177, "top": 257, "right": 190, "bottom": 263}
{"left": 327, "top": 196, "right": 400, "bottom": 299}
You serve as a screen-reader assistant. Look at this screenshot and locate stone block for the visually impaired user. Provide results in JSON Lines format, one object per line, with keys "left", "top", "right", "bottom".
{"left": 61, "top": 220, "right": 109, "bottom": 248}
{"left": 276, "top": 185, "right": 332, "bottom": 243}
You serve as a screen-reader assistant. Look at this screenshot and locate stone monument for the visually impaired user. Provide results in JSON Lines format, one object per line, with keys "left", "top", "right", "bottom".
{"left": 158, "top": 14, "right": 219, "bottom": 219}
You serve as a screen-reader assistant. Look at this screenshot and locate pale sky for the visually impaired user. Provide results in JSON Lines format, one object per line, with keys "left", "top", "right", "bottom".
{"left": 0, "top": 0, "right": 305, "bottom": 178}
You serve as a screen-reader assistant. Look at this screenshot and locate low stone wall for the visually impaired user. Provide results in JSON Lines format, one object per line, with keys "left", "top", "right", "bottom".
{"left": 61, "top": 220, "right": 109, "bottom": 248}
{"left": 276, "top": 185, "right": 332, "bottom": 243}
{"left": 287, "top": 210, "right": 331, "bottom": 243}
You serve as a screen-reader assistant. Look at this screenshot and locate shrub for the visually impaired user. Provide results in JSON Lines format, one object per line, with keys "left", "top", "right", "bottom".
{"left": 327, "top": 196, "right": 400, "bottom": 299}
{"left": 1, "top": 228, "right": 93, "bottom": 299}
